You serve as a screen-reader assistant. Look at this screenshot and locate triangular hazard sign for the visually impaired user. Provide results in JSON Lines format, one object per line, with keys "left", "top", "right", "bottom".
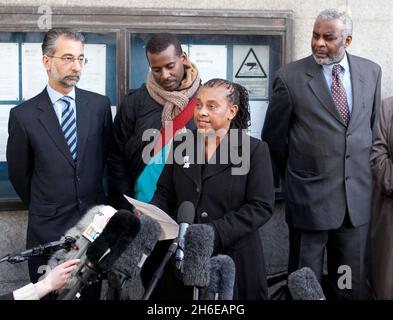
{"left": 235, "top": 48, "right": 267, "bottom": 79}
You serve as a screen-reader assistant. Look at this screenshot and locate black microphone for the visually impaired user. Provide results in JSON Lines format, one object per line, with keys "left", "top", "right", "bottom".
{"left": 108, "top": 215, "right": 161, "bottom": 300}
{"left": 48, "top": 205, "right": 114, "bottom": 265}
{"left": 182, "top": 224, "right": 215, "bottom": 300}
{"left": 175, "top": 201, "right": 195, "bottom": 271}
{"left": 0, "top": 237, "right": 76, "bottom": 264}
{"left": 48, "top": 205, "right": 116, "bottom": 288}
{"left": 204, "top": 254, "right": 236, "bottom": 300}
{"left": 60, "top": 210, "right": 141, "bottom": 300}
{"left": 288, "top": 267, "right": 326, "bottom": 300}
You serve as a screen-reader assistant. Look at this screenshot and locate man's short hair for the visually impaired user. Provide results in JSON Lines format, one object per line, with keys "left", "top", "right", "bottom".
{"left": 42, "top": 28, "right": 85, "bottom": 56}
{"left": 317, "top": 9, "right": 353, "bottom": 38}
{"left": 145, "top": 33, "right": 183, "bottom": 57}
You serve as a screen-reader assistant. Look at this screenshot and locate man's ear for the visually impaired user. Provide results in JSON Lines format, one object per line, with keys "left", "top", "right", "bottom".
{"left": 42, "top": 55, "right": 51, "bottom": 71}
{"left": 180, "top": 51, "right": 190, "bottom": 67}
{"left": 344, "top": 35, "right": 352, "bottom": 49}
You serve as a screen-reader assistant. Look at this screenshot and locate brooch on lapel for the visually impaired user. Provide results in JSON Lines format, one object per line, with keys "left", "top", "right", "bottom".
{"left": 183, "top": 156, "right": 190, "bottom": 168}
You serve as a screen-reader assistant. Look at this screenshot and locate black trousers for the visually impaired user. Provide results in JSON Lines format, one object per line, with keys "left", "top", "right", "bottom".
{"left": 288, "top": 213, "right": 371, "bottom": 300}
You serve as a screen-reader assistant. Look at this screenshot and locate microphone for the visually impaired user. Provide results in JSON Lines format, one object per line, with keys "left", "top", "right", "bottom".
{"left": 182, "top": 224, "right": 215, "bottom": 299}
{"left": 47, "top": 205, "right": 116, "bottom": 287}
{"left": 175, "top": 201, "right": 195, "bottom": 271}
{"left": 60, "top": 210, "right": 141, "bottom": 300}
{"left": 287, "top": 267, "right": 326, "bottom": 300}
{"left": 108, "top": 215, "right": 161, "bottom": 299}
{"left": 48, "top": 205, "right": 116, "bottom": 264}
{"left": 0, "top": 237, "right": 76, "bottom": 264}
{"left": 204, "top": 254, "right": 236, "bottom": 300}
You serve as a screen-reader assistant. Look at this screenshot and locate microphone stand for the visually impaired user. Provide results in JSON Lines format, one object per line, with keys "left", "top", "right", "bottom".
{"left": 142, "top": 241, "right": 177, "bottom": 300}
{"left": 60, "top": 260, "right": 101, "bottom": 300}
{"left": 193, "top": 287, "right": 200, "bottom": 300}
{"left": 0, "top": 236, "right": 77, "bottom": 264}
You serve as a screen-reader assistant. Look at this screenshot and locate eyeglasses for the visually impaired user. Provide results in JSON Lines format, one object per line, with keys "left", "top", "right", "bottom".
{"left": 47, "top": 55, "right": 88, "bottom": 65}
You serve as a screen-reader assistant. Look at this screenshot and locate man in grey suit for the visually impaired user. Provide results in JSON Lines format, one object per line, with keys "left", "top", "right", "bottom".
{"left": 262, "top": 9, "right": 381, "bottom": 299}
{"left": 6, "top": 28, "right": 113, "bottom": 290}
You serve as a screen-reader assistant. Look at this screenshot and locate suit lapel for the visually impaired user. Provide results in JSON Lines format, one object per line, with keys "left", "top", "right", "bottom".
{"left": 37, "top": 88, "right": 75, "bottom": 167}
{"left": 347, "top": 54, "right": 364, "bottom": 129}
{"left": 75, "top": 87, "right": 91, "bottom": 166}
{"left": 306, "top": 56, "right": 347, "bottom": 126}
{"left": 202, "top": 131, "right": 237, "bottom": 182}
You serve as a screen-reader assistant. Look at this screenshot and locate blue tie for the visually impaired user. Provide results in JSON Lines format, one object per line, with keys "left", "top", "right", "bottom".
{"left": 60, "top": 97, "right": 77, "bottom": 160}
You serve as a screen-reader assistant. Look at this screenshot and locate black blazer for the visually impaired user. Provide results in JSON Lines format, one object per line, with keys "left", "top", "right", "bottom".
{"left": 262, "top": 54, "right": 381, "bottom": 229}
{"left": 151, "top": 130, "right": 275, "bottom": 299}
{"left": 6, "top": 87, "right": 113, "bottom": 249}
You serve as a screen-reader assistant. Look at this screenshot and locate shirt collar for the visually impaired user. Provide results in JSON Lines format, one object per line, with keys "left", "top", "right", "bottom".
{"left": 46, "top": 84, "right": 76, "bottom": 105}
{"left": 322, "top": 52, "right": 350, "bottom": 75}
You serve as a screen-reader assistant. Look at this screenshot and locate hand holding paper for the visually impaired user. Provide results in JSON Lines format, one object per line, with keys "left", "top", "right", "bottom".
{"left": 124, "top": 195, "right": 179, "bottom": 241}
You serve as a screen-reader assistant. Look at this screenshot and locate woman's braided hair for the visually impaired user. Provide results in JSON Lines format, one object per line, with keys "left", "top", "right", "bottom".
{"left": 202, "top": 78, "right": 251, "bottom": 129}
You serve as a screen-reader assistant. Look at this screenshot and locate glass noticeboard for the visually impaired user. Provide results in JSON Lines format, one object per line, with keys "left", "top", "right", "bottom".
{"left": 0, "top": 31, "right": 117, "bottom": 200}
{"left": 130, "top": 33, "right": 282, "bottom": 140}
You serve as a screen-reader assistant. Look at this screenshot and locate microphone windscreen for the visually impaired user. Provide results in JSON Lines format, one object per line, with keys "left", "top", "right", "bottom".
{"left": 48, "top": 205, "right": 106, "bottom": 268}
{"left": 177, "top": 201, "right": 195, "bottom": 224}
{"left": 288, "top": 267, "right": 326, "bottom": 300}
{"left": 86, "top": 210, "right": 141, "bottom": 271}
{"left": 112, "top": 215, "right": 161, "bottom": 278}
{"left": 207, "top": 254, "right": 236, "bottom": 300}
{"left": 109, "top": 215, "right": 161, "bottom": 299}
{"left": 182, "top": 224, "right": 214, "bottom": 287}
{"left": 48, "top": 205, "right": 111, "bottom": 291}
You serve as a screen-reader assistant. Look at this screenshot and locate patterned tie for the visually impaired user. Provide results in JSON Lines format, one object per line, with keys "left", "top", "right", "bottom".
{"left": 60, "top": 97, "right": 77, "bottom": 160}
{"left": 331, "top": 64, "right": 350, "bottom": 125}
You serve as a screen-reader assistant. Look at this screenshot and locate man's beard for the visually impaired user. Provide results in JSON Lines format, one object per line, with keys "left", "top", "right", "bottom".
{"left": 59, "top": 75, "right": 80, "bottom": 88}
{"left": 312, "top": 43, "right": 346, "bottom": 65}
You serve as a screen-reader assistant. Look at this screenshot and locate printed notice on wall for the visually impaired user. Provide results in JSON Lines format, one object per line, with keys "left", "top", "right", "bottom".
{"left": 22, "top": 43, "right": 47, "bottom": 100}
{"left": 189, "top": 45, "right": 227, "bottom": 83}
{"left": 249, "top": 100, "right": 269, "bottom": 140}
{"left": 78, "top": 44, "right": 106, "bottom": 95}
{"left": 0, "top": 43, "right": 19, "bottom": 101}
{"left": 0, "top": 105, "right": 14, "bottom": 161}
{"left": 233, "top": 45, "right": 269, "bottom": 99}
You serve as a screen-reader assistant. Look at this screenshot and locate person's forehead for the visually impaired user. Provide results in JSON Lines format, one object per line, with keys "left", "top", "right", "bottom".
{"left": 53, "top": 36, "right": 84, "bottom": 54}
{"left": 313, "top": 18, "right": 344, "bottom": 34}
{"left": 199, "top": 85, "right": 229, "bottom": 101}
{"left": 148, "top": 45, "right": 179, "bottom": 65}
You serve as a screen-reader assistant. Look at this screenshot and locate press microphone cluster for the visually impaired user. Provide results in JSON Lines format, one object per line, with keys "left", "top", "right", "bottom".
{"left": 172, "top": 202, "right": 236, "bottom": 300}
{"left": 48, "top": 205, "right": 116, "bottom": 289}
{"left": 60, "top": 209, "right": 141, "bottom": 300}
{"left": 288, "top": 267, "right": 326, "bottom": 300}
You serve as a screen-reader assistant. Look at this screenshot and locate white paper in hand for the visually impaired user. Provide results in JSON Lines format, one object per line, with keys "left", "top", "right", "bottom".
{"left": 124, "top": 195, "right": 179, "bottom": 241}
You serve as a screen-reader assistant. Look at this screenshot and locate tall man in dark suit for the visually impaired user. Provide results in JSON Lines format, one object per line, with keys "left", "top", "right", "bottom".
{"left": 262, "top": 9, "right": 381, "bottom": 299}
{"left": 6, "top": 28, "right": 113, "bottom": 285}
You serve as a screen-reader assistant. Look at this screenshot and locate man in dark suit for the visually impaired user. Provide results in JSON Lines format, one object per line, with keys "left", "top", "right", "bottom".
{"left": 6, "top": 28, "right": 113, "bottom": 287}
{"left": 262, "top": 9, "right": 381, "bottom": 299}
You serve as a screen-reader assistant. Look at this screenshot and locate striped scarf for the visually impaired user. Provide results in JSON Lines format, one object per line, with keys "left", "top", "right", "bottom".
{"left": 146, "top": 56, "right": 201, "bottom": 126}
